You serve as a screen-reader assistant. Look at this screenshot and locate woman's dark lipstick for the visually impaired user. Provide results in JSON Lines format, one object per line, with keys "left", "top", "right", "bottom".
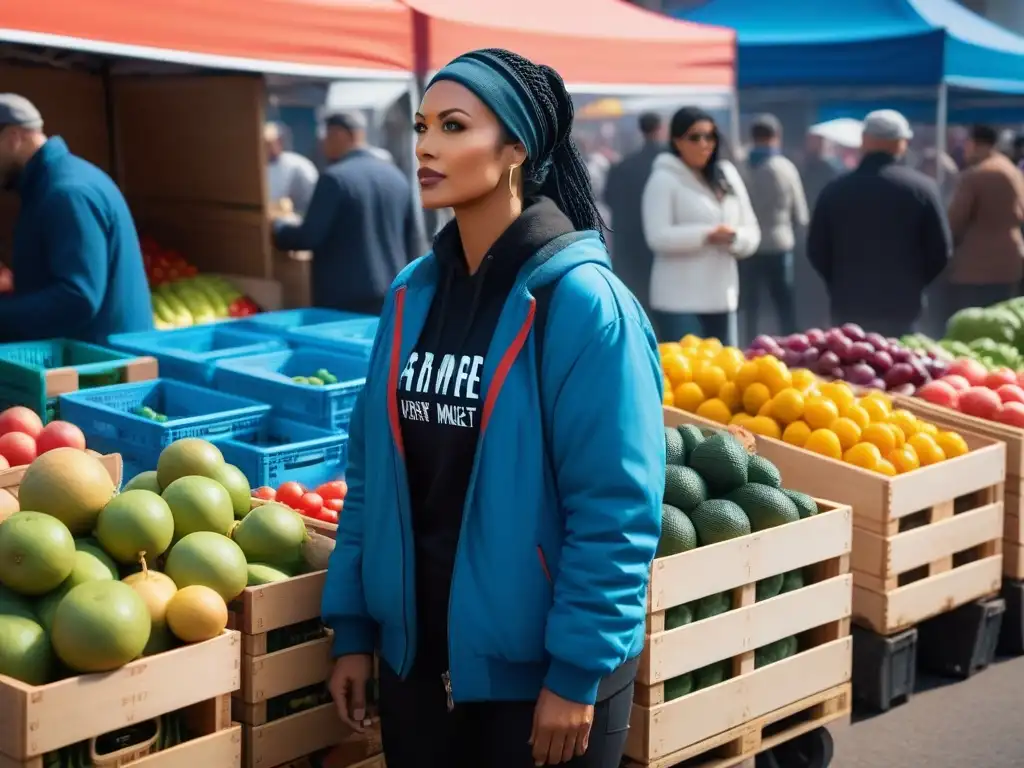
{"left": 418, "top": 168, "right": 446, "bottom": 188}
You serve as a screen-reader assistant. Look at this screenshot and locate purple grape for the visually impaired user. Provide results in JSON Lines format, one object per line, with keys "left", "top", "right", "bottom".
{"left": 866, "top": 378, "right": 886, "bottom": 391}
{"left": 841, "top": 323, "right": 866, "bottom": 341}
{"left": 801, "top": 348, "right": 821, "bottom": 366}
{"left": 884, "top": 362, "right": 915, "bottom": 388}
{"left": 864, "top": 332, "right": 887, "bottom": 350}
{"left": 926, "top": 359, "right": 950, "bottom": 378}
{"left": 890, "top": 383, "right": 917, "bottom": 396}
{"left": 782, "top": 349, "right": 803, "bottom": 368}
{"left": 846, "top": 363, "right": 877, "bottom": 385}
{"left": 784, "top": 333, "right": 811, "bottom": 353}
{"left": 824, "top": 328, "right": 847, "bottom": 345}
{"left": 817, "top": 351, "right": 841, "bottom": 370}
{"left": 849, "top": 341, "right": 874, "bottom": 360}
{"left": 828, "top": 367, "right": 846, "bottom": 380}
{"left": 866, "top": 350, "right": 893, "bottom": 373}
{"left": 747, "top": 348, "right": 768, "bottom": 359}
{"left": 890, "top": 348, "right": 913, "bottom": 364}
{"left": 806, "top": 328, "right": 826, "bottom": 347}
{"left": 751, "top": 334, "right": 777, "bottom": 351}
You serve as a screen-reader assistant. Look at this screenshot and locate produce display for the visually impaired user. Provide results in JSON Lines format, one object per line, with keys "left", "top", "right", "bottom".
{"left": 746, "top": 325, "right": 949, "bottom": 394}
{"left": 0, "top": 406, "right": 88, "bottom": 469}
{"left": 661, "top": 336, "right": 969, "bottom": 474}
{"left": 133, "top": 405, "right": 169, "bottom": 423}
{"left": 291, "top": 369, "right": 341, "bottom": 386}
{"left": 142, "top": 237, "right": 261, "bottom": 329}
{"left": 904, "top": 300, "right": 1024, "bottom": 373}
{"left": 917, "top": 358, "right": 1024, "bottom": 427}
{"left": 254, "top": 479, "right": 346, "bottom": 524}
{"left": 658, "top": 426, "right": 816, "bottom": 699}
{"left": 0, "top": 438, "right": 325, "bottom": 686}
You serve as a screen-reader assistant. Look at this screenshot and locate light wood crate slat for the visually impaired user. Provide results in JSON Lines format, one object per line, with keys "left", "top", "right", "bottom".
{"left": 243, "top": 704, "right": 381, "bottom": 768}
{"left": 228, "top": 571, "right": 327, "bottom": 635}
{"left": 240, "top": 635, "right": 333, "bottom": 705}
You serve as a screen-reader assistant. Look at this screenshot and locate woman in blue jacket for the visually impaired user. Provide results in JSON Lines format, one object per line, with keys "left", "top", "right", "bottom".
{"left": 322, "top": 48, "right": 665, "bottom": 767}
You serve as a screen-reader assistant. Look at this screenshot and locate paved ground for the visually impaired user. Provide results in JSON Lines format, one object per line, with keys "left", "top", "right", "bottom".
{"left": 829, "top": 654, "right": 1024, "bottom": 767}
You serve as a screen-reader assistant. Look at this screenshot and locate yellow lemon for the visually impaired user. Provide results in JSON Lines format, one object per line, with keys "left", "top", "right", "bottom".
{"left": 674, "top": 382, "right": 706, "bottom": 413}
{"left": 791, "top": 368, "right": 818, "bottom": 393}
{"left": 700, "top": 337, "right": 723, "bottom": 353}
{"left": 859, "top": 395, "right": 891, "bottom": 423}
{"left": 663, "top": 387, "right": 674, "bottom": 406}
{"left": 916, "top": 421, "right": 939, "bottom": 438}
{"left": 844, "top": 404, "right": 871, "bottom": 430}
{"left": 696, "top": 398, "right": 732, "bottom": 425}
{"left": 743, "top": 382, "right": 772, "bottom": 416}
{"left": 782, "top": 420, "right": 812, "bottom": 447}
{"left": 747, "top": 416, "right": 782, "bottom": 440}
{"left": 694, "top": 365, "right": 727, "bottom": 398}
{"left": 888, "top": 445, "right": 921, "bottom": 474}
{"left": 757, "top": 357, "right": 793, "bottom": 395}
{"left": 829, "top": 417, "right": 862, "bottom": 451}
{"left": 861, "top": 423, "right": 898, "bottom": 455}
{"left": 804, "top": 429, "right": 842, "bottom": 459}
{"left": 935, "top": 431, "right": 968, "bottom": 459}
{"left": 890, "top": 423, "right": 906, "bottom": 448}
{"left": 662, "top": 354, "right": 692, "bottom": 387}
{"left": 876, "top": 459, "right": 897, "bottom": 476}
{"left": 888, "top": 409, "right": 919, "bottom": 437}
{"left": 680, "top": 334, "right": 702, "bottom": 348}
{"left": 907, "top": 433, "right": 945, "bottom": 466}
{"left": 770, "top": 388, "right": 805, "bottom": 424}
{"left": 844, "top": 442, "right": 883, "bottom": 471}
{"left": 717, "top": 381, "right": 741, "bottom": 412}
{"left": 804, "top": 396, "right": 840, "bottom": 430}
{"left": 734, "top": 361, "right": 761, "bottom": 391}
{"left": 659, "top": 342, "right": 683, "bottom": 358}
{"left": 820, "top": 381, "right": 856, "bottom": 415}
{"left": 730, "top": 413, "right": 752, "bottom": 427}
{"left": 713, "top": 348, "right": 746, "bottom": 379}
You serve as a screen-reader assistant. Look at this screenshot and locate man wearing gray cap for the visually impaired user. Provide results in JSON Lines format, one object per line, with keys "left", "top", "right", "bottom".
{"left": 273, "top": 110, "right": 419, "bottom": 315}
{"left": 807, "top": 109, "right": 951, "bottom": 337}
{"left": 0, "top": 94, "right": 152, "bottom": 342}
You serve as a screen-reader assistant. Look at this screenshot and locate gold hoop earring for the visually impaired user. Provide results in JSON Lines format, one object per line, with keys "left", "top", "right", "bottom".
{"left": 508, "top": 164, "right": 520, "bottom": 197}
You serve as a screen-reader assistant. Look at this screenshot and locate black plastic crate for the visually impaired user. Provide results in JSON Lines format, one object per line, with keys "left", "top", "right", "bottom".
{"left": 852, "top": 625, "right": 917, "bottom": 712}
{"left": 756, "top": 728, "right": 835, "bottom": 768}
{"left": 918, "top": 596, "right": 1006, "bottom": 678}
{"left": 998, "top": 578, "right": 1024, "bottom": 656}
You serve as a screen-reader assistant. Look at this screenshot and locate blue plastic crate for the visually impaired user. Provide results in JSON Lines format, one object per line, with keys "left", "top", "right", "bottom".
{"left": 108, "top": 326, "right": 286, "bottom": 385}
{"left": 214, "top": 349, "right": 367, "bottom": 430}
{"left": 59, "top": 379, "right": 271, "bottom": 454}
{"left": 85, "top": 433, "right": 154, "bottom": 486}
{"left": 234, "top": 308, "right": 373, "bottom": 336}
{"left": 284, "top": 317, "right": 380, "bottom": 358}
{"left": 215, "top": 415, "right": 348, "bottom": 490}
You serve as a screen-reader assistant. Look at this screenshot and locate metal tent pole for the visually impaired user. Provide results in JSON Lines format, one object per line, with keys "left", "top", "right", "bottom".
{"left": 936, "top": 82, "right": 949, "bottom": 186}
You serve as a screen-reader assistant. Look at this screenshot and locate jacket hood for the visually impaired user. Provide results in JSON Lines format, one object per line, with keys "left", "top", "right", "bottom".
{"left": 651, "top": 151, "right": 701, "bottom": 182}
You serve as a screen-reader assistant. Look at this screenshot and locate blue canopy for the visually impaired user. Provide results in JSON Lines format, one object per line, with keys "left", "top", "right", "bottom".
{"left": 675, "top": 0, "right": 1024, "bottom": 93}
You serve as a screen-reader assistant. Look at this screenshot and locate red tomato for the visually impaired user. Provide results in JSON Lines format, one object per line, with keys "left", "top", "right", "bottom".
{"left": 0, "top": 432, "right": 36, "bottom": 466}
{"left": 297, "top": 492, "right": 324, "bottom": 517}
{"left": 253, "top": 486, "right": 276, "bottom": 501}
{"left": 316, "top": 480, "right": 348, "bottom": 501}
{"left": 276, "top": 481, "right": 306, "bottom": 509}
{"left": 324, "top": 498, "right": 343, "bottom": 513}
{"left": 0, "top": 407, "right": 43, "bottom": 439}
{"left": 36, "top": 421, "right": 86, "bottom": 454}
{"left": 318, "top": 507, "right": 339, "bottom": 525}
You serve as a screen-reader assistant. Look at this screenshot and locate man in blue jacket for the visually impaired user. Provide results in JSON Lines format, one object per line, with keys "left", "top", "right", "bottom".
{"left": 0, "top": 94, "right": 153, "bottom": 343}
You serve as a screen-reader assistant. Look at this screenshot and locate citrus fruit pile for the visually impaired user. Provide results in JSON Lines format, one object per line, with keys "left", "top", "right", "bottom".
{"left": 660, "top": 336, "right": 970, "bottom": 475}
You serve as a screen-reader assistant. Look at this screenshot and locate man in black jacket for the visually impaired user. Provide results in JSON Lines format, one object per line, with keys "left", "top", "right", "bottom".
{"left": 807, "top": 110, "right": 951, "bottom": 337}
{"left": 604, "top": 112, "right": 664, "bottom": 315}
{"left": 273, "top": 110, "right": 423, "bottom": 316}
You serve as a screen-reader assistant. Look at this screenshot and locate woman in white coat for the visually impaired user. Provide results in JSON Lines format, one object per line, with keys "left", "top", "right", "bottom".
{"left": 641, "top": 107, "right": 760, "bottom": 346}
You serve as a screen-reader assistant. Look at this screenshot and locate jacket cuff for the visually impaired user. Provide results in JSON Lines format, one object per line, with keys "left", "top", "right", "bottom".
{"left": 544, "top": 658, "right": 603, "bottom": 705}
{"left": 327, "top": 618, "right": 376, "bottom": 658}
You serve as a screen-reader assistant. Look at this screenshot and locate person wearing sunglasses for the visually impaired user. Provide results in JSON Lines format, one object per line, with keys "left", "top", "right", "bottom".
{"left": 641, "top": 107, "right": 760, "bottom": 346}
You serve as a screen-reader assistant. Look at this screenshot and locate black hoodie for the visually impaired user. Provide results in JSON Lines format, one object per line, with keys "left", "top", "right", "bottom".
{"left": 397, "top": 198, "right": 574, "bottom": 678}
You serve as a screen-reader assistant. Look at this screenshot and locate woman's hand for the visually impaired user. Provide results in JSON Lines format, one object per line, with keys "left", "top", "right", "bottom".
{"left": 530, "top": 688, "right": 595, "bottom": 765}
{"left": 706, "top": 224, "right": 736, "bottom": 245}
{"left": 328, "top": 653, "right": 374, "bottom": 732}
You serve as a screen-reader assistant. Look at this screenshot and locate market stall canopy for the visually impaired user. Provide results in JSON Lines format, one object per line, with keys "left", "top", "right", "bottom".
{"left": 0, "top": 0, "right": 415, "bottom": 78}
{"left": 675, "top": 0, "right": 1024, "bottom": 93}
{"left": 402, "top": 0, "right": 735, "bottom": 91}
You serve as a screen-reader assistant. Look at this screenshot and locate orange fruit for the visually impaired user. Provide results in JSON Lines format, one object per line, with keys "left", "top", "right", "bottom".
{"left": 876, "top": 459, "right": 897, "bottom": 476}
{"left": 743, "top": 383, "right": 772, "bottom": 416}
{"left": 713, "top": 348, "right": 746, "bottom": 379}
{"left": 888, "top": 445, "right": 921, "bottom": 474}
{"left": 694, "top": 365, "right": 726, "bottom": 398}
{"left": 829, "top": 417, "right": 862, "bottom": 451}
{"left": 700, "top": 337, "right": 723, "bottom": 353}
{"left": 859, "top": 395, "right": 891, "bottom": 423}
{"left": 844, "top": 442, "right": 883, "bottom": 471}
{"left": 791, "top": 368, "right": 818, "bottom": 393}
{"left": 935, "top": 431, "right": 968, "bottom": 459}
{"left": 717, "top": 381, "right": 741, "bottom": 412}
{"left": 888, "top": 409, "right": 919, "bottom": 437}
{"left": 696, "top": 398, "right": 732, "bottom": 425}
{"left": 916, "top": 421, "right": 939, "bottom": 438}
{"left": 782, "top": 420, "right": 812, "bottom": 447}
{"left": 844, "top": 404, "right": 871, "bottom": 430}
{"left": 662, "top": 354, "right": 692, "bottom": 387}
{"left": 820, "top": 381, "right": 856, "bottom": 415}
{"left": 674, "top": 382, "right": 706, "bottom": 413}
{"left": 861, "top": 423, "right": 898, "bottom": 455}
{"left": 734, "top": 361, "right": 761, "bottom": 391}
{"left": 659, "top": 342, "right": 683, "bottom": 358}
{"left": 770, "top": 388, "right": 805, "bottom": 424}
{"left": 680, "top": 334, "right": 702, "bottom": 349}
{"left": 907, "top": 433, "right": 945, "bottom": 466}
{"left": 747, "top": 416, "right": 782, "bottom": 440}
{"left": 730, "top": 413, "right": 752, "bottom": 428}
{"left": 804, "top": 396, "right": 840, "bottom": 430}
{"left": 804, "top": 429, "right": 842, "bottom": 459}
{"left": 758, "top": 400, "right": 774, "bottom": 417}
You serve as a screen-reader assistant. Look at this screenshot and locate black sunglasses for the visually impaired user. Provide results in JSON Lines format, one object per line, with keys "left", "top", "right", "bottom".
{"left": 685, "top": 131, "right": 717, "bottom": 144}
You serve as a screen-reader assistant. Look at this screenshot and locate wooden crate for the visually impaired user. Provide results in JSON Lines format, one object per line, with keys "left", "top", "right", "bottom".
{"left": 242, "top": 705, "right": 381, "bottom": 768}
{"left": 0, "top": 695, "right": 241, "bottom": 768}
{"left": 0, "top": 451, "right": 122, "bottom": 501}
{"left": 894, "top": 395, "right": 1024, "bottom": 579}
{"left": 0, "top": 631, "right": 240, "bottom": 762}
{"left": 234, "top": 629, "right": 334, "bottom": 719}
{"left": 667, "top": 406, "right": 1006, "bottom": 636}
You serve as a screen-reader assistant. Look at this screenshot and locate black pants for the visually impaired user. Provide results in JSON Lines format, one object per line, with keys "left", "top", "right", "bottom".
{"left": 651, "top": 310, "right": 738, "bottom": 347}
{"left": 739, "top": 252, "right": 797, "bottom": 345}
{"left": 943, "top": 282, "right": 1017, "bottom": 323}
{"left": 379, "top": 663, "right": 633, "bottom": 768}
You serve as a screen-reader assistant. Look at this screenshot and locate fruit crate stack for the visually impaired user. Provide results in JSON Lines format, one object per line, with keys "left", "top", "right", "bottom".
{"left": 0, "top": 340, "right": 158, "bottom": 423}
{"left": 233, "top": 308, "right": 371, "bottom": 338}
{"left": 625, "top": 414, "right": 852, "bottom": 767}
{"left": 282, "top": 316, "right": 380, "bottom": 359}
{"left": 228, "top": 511, "right": 382, "bottom": 768}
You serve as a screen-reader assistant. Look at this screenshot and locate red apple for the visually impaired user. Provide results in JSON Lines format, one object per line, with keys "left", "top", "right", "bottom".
{"left": 942, "top": 374, "right": 971, "bottom": 393}
{"left": 996, "top": 384, "right": 1024, "bottom": 405}
{"left": 35, "top": 421, "right": 86, "bottom": 454}
{"left": 960, "top": 386, "right": 1003, "bottom": 420}
{"left": 917, "top": 380, "right": 959, "bottom": 409}
{"left": 986, "top": 368, "right": 1018, "bottom": 390}
{"left": 0, "top": 407, "right": 43, "bottom": 439}
{"left": 1001, "top": 402, "right": 1024, "bottom": 428}
{"left": 0, "top": 432, "right": 36, "bottom": 466}
{"left": 948, "top": 358, "right": 989, "bottom": 387}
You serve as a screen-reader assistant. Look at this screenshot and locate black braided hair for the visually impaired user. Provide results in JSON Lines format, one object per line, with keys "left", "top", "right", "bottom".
{"left": 477, "top": 48, "right": 607, "bottom": 240}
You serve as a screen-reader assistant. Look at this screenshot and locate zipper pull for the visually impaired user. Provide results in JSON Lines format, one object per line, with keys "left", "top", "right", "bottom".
{"left": 442, "top": 670, "right": 454, "bottom": 712}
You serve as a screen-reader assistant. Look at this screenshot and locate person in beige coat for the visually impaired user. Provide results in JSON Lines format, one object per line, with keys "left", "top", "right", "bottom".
{"left": 945, "top": 124, "right": 1024, "bottom": 319}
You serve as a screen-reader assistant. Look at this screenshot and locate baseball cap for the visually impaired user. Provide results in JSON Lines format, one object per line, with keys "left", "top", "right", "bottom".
{"left": 862, "top": 110, "right": 913, "bottom": 141}
{"left": 751, "top": 113, "right": 782, "bottom": 136}
{"left": 0, "top": 94, "right": 43, "bottom": 130}
{"left": 323, "top": 110, "right": 367, "bottom": 132}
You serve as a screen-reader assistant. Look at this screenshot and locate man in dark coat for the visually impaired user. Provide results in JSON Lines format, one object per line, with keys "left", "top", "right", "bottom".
{"left": 604, "top": 112, "right": 664, "bottom": 315}
{"left": 808, "top": 110, "right": 951, "bottom": 337}
{"left": 273, "top": 110, "right": 423, "bottom": 316}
